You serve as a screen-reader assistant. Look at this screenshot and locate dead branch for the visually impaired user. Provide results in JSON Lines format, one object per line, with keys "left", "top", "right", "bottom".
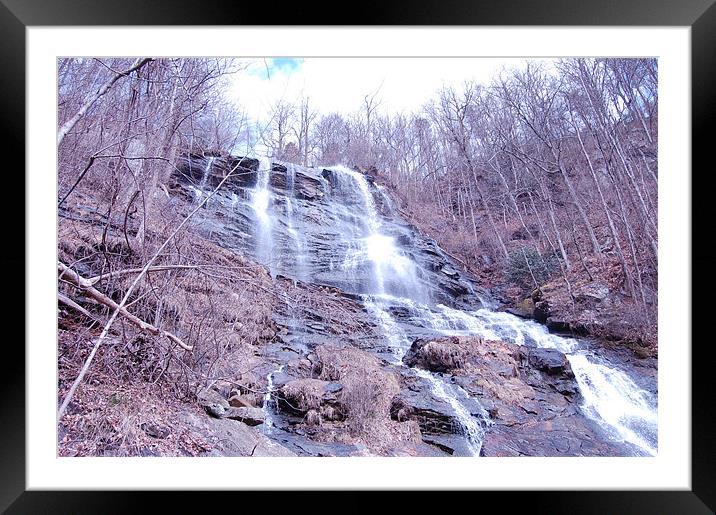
{"left": 58, "top": 292, "right": 98, "bottom": 321}
{"left": 87, "top": 264, "right": 199, "bottom": 285}
{"left": 57, "top": 160, "right": 244, "bottom": 422}
{"left": 58, "top": 262, "right": 192, "bottom": 351}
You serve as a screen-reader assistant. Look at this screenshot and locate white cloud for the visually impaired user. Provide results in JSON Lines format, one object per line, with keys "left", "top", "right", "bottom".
{"left": 228, "top": 57, "right": 550, "bottom": 123}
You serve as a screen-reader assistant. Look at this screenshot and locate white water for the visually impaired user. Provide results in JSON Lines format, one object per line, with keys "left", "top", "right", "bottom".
{"left": 230, "top": 160, "right": 657, "bottom": 456}
{"left": 323, "top": 165, "right": 488, "bottom": 455}
{"left": 330, "top": 165, "right": 656, "bottom": 456}
{"left": 416, "top": 303, "right": 657, "bottom": 455}
{"left": 330, "top": 165, "right": 424, "bottom": 301}
{"left": 363, "top": 296, "right": 488, "bottom": 455}
{"left": 251, "top": 156, "right": 273, "bottom": 269}
{"left": 199, "top": 156, "right": 215, "bottom": 191}
{"left": 262, "top": 364, "right": 285, "bottom": 432}
{"left": 413, "top": 368, "right": 488, "bottom": 456}
{"left": 568, "top": 354, "right": 657, "bottom": 455}
{"left": 192, "top": 156, "right": 216, "bottom": 202}
{"left": 284, "top": 163, "right": 307, "bottom": 280}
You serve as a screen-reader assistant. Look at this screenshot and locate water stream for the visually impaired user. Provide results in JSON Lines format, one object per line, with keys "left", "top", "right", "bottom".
{"left": 183, "top": 157, "right": 658, "bottom": 456}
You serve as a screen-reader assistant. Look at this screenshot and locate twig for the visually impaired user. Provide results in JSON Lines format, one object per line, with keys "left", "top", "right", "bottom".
{"left": 58, "top": 262, "right": 192, "bottom": 351}
{"left": 87, "top": 264, "right": 199, "bottom": 285}
{"left": 58, "top": 292, "right": 98, "bottom": 322}
{"left": 57, "top": 160, "right": 244, "bottom": 421}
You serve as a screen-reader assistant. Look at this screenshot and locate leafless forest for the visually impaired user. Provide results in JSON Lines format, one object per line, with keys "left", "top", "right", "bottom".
{"left": 57, "top": 57, "right": 657, "bottom": 457}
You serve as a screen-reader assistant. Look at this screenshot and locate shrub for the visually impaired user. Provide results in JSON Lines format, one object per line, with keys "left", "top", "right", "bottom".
{"left": 507, "top": 247, "right": 560, "bottom": 288}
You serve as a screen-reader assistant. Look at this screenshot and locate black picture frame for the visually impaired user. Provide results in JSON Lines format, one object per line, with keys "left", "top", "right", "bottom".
{"left": 3, "top": 0, "right": 713, "bottom": 511}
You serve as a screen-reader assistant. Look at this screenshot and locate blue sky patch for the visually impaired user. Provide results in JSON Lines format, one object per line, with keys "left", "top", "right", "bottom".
{"left": 249, "top": 58, "right": 304, "bottom": 79}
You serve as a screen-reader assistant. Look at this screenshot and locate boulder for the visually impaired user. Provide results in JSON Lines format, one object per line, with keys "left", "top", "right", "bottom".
{"left": 223, "top": 406, "right": 266, "bottom": 426}
{"left": 228, "top": 394, "right": 258, "bottom": 408}
{"left": 575, "top": 282, "right": 610, "bottom": 305}
{"left": 197, "top": 388, "right": 229, "bottom": 418}
{"left": 525, "top": 347, "right": 573, "bottom": 377}
{"left": 402, "top": 337, "right": 467, "bottom": 373}
{"left": 506, "top": 297, "right": 535, "bottom": 318}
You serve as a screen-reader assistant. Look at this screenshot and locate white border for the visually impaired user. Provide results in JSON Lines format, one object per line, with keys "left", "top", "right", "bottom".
{"left": 28, "top": 27, "right": 691, "bottom": 490}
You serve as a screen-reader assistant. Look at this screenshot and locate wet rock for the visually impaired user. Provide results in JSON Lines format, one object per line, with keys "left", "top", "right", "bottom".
{"left": 398, "top": 336, "right": 620, "bottom": 456}
{"left": 228, "top": 394, "right": 258, "bottom": 408}
{"left": 526, "top": 347, "right": 573, "bottom": 376}
{"left": 390, "top": 390, "right": 455, "bottom": 435}
{"left": 546, "top": 317, "right": 571, "bottom": 333}
{"left": 269, "top": 164, "right": 289, "bottom": 191}
{"left": 294, "top": 171, "right": 325, "bottom": 201}
{"left": 440, "top": 265, "right": 459, "bottom": 278}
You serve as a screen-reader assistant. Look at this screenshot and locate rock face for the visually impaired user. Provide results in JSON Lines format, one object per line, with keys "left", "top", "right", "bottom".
{"left": 167, "top": 154, "right": 655, "bottom": 457}
{"left": 400, "top": 336, "right": 627, "bottom": 456}
{"left": 511, "top": 279, "right": 656, "bottom": 353}
{"left": 170, "top": 154, "right": 489, "bottom": 311}
{"left": 179, "top": 409, "right": 296, "bottom": 457}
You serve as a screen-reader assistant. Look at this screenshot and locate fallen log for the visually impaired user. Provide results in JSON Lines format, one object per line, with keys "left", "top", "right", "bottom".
{"left": 58, "top": 261, "right": 192, "bottom": 351}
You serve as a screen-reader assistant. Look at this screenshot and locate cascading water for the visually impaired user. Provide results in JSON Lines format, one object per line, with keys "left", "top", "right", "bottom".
{"left": 416, "top": 305, "right": 657, "bottom": 455}
{"left": 568, "top": 354, "right": 657, "bottom": 455}
{"left": 262, "top": 364, "right": 285, "bottom": 432}
{"left": 325, "top": 165, "right": 489, "bottom": 455}
{"left": 363, "top": 296, "right": 491, "bottom": 455}
{"left": 284, "top": 163, "right": 307, "bottom": 281}
{"left": 179, "top": 156, "right": 657, "bottom": 456}
{"left": 251, "top": 156, "right": 273, "bottom": 270}
{"left": 192, "top": 156, "right": 215, "bottom": 202}
{"left": 329, "top": 165, "right": 425, "bottom": 301}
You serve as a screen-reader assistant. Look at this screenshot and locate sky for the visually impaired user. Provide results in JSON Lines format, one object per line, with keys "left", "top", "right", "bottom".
{"left": 227, "top": 57, "right": 548, "bottom": 124}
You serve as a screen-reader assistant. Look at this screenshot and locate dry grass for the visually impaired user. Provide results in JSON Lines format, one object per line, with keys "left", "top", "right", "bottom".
{"left": 313, "top": 345, "right": 421, "bottom": 453}
{"left": 281, "top": 378, "right": 330, "bottom": 413}
{"left": 57, "top": 191, "right": 280, "bottom": 456}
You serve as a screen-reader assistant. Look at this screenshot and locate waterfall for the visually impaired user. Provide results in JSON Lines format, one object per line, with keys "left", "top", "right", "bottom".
{"left": 262, "top": 364, "right": 285, "bottom": 432}
{"left": 175, "top": 156, "right": 657, "bottom": 457}
{"left": 199, "top": 156, "right": 215, "bottom": 191}
{"left": 418, "top": 305, "right": 657, "bottom": 455}
{"left": 320, "top": 165, "right": 489, "bottom": 455}
{"left": 568, "top": 354, "right": 658, "bottom": 455}
{"left": 328, "top": 165, "right": 425, "bottom": 301}
{"left": 284, "top": 163, "right": 306, "bottom": 280}
{"left": 192, "top": 156, "right": 215, "bottom": 202}
{"left": 364, "top": 296, "right": 490, "bottom": 455}
{"left": 326, "top": 165, "right": 656, "bottom": 456}
{"left": 251, "top": 156, "right": 273, "bottom": 270}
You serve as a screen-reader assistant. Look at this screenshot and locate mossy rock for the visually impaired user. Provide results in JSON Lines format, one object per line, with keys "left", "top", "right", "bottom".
{"left": 506, "top": 297, "right": 535, "bottom": 319}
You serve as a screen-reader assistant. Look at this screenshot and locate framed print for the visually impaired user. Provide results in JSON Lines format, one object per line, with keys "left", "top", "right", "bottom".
{"left": 4, "top": 0, "right": 714, "bottom": 511}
